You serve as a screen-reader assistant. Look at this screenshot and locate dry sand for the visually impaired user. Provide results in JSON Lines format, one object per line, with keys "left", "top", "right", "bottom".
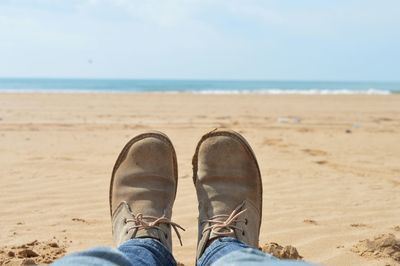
{"left": 0, "top": 93, "right": 399, "bottom": 265}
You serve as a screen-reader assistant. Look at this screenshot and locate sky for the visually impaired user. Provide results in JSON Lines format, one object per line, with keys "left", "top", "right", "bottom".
{"left": 0, "top": 0, "right": 399, "bottom": 80}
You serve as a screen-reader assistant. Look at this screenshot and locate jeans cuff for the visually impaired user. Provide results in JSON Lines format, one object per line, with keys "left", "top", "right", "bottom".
{"left": 197, "top": 237, "right": 248, "bottom": 266}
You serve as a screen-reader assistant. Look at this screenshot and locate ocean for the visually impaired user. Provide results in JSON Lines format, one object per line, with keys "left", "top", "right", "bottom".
{"left": 0, "top": 78, "right": 399, "bottom": 94}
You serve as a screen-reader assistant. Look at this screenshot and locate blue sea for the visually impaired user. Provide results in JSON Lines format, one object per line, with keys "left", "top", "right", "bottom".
{"left": 0, "top": 78, "right": 399, "bottom": 94}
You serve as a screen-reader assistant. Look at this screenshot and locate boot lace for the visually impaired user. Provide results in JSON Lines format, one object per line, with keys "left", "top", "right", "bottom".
{"left": 125, "top": 213, "right": 185, "bottom": 245}
{"left": 201, "top": 203, "right": 247, "bottom": 236}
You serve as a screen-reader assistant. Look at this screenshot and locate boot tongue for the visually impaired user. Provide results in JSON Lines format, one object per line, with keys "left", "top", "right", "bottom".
{"left": 133, "top": 224, "right": 172, "bottom": 252}
{"left": 207, "top": 201, "right": 246, "bottom": 239}
{"left": 209, "top": 228, "right": 236, "bottom": 239}
{"left": 207, "top": 215, "right": 238, "bottom": 239}
{"left": 134, "top": 228, "right": 162, "bottom": 240}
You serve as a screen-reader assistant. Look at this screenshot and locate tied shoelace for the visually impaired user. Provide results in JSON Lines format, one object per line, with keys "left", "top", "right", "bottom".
{"left": 125, "top": 213, "right": 185, "bottom": 245}
{"left": 201, "top": 203, "right": 247, "bottom": 236}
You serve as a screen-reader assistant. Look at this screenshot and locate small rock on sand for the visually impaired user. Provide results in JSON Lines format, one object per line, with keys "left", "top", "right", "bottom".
{"left": 21, "top": 258, "right": 37, "bottom": 265}
{"left": 303, "top": 219, "right": 318, "bottom": 225}
{"left": 26, "top": 241, "right": 38, "bottom": 246}
{"left": 72, "top": 218, "right": 87, "bottom": 223}
{"left": 18, "top": 249, "right": 39, "bottom": 258}
{"left": 277, "top": 116, "right": 302, "bottom": 124}
{"left": 48, "top": 243, "right": 59, "bottom": 248}
{"left": 350, "top": 223, "right": 367, "bottom": 228}
{"left": 7, "top": 251, "right": 15, "bottom": 257}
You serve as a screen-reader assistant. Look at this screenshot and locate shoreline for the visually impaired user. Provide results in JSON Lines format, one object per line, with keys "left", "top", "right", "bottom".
{"left": 0, "top": 90, "right": 396, "bottom": 95}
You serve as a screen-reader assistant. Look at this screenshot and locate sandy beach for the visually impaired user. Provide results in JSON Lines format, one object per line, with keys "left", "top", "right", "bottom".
{"left": 0, "top": 93, "right": 399, "bottom": 265}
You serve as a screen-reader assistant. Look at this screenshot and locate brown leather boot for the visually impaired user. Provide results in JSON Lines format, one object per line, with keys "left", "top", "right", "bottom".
{"left": 192, "top": 129, "right": 263, "bottom": 261}
{"left": 110, "top": 131, "right": 184, "bottom": 252}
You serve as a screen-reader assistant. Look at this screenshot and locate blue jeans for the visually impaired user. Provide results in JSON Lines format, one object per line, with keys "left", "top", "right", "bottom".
{"left": 53, "top": 237, "right": 315, "bottom": 266}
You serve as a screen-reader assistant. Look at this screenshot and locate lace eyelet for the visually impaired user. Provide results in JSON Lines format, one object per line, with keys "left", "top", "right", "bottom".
{"left": 245, "top": 219, "right": 248, "bottom": 225}
{"left": 165, "top": 233, "right": 168, "bottom": 239}
{"left": 242, "top": 231, "right": 245, "bottom": 236}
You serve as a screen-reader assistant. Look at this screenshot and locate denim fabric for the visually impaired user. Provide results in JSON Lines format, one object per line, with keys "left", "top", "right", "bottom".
{"left": 52, "top": 238, "right": 176, "bottom": 266}
{"left": 197, "top": 237, "right": 252, "bottom": 266}
{"left": 198, "top": 237, "right": 316, "bottom": 266}
{"left": 53, "top": 237, "right": 315, "bottom": 266}
{"left": 118, "top": 238, "right": 176, "bottom": 265}
{"left": 51, "top": 246, "right": 132, "bottom": 266}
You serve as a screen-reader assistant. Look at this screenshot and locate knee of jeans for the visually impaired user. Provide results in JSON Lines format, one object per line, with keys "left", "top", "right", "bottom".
{"left": 212, "top": 248, "right": 278, "bottom": 266}
{"left": 53, "top": 246, "right": 132, "bottom": 266}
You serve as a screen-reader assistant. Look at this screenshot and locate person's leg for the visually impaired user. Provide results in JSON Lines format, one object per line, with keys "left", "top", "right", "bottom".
{"left": 54, "top": 131, "right": 182, "bottom": 266}
{"left": 110, "top": 131, "right": 183, "bottom": 265}
{"left": 192, "top": 129, "right": 263, "bottom": 264}
{"left": 192, "top": 129, "right": 316, "bottom": 266}
{"left": 53, "top": 238, "right": 175, "bottom": 266}
{"left": 197, "top": 237, "right": 315, "bottom": 266}
{"left": 52, "top": 246, "right": 132, "bottom": 266}
{"left": 197, "top": 237, "right": 254, "bottom": 266}
{"left": 117, "top": 238, "right": 176, "bottom": 265}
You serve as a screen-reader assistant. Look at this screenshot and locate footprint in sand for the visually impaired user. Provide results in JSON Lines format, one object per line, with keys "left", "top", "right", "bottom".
{"left": 53, "top": 157, "right": 76, "bottom": 161}
{"left": 262, "top": 138, "right": 291, "bottom": 148}
{"left": 28, "top": 157, "right": 45, "bottom": 161}
{"left": 215, "top": 116, "right": 231, "bottom": 120}
{"left": 302, "top": 149, "right": 328, "bottom": 156}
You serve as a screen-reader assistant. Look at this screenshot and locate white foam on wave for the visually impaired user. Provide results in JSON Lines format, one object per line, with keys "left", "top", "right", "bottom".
{"left": 191, "top": 88, "right": 392, "bottom": 95}
{"left": 0, "top": 89, "right": 122, "bottom": 94}
{"left": 0, "top": 88, "right": 393, "bottom": 95}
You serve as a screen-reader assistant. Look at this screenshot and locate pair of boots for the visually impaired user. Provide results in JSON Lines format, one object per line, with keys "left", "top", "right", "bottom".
{"left": 110, "top": 129, "right": 262, "bottom": 262}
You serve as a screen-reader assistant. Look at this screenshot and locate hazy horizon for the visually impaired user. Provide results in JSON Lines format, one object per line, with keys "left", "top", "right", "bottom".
{"left": 1, "top": 77, "right": 400, "bottom": 83}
